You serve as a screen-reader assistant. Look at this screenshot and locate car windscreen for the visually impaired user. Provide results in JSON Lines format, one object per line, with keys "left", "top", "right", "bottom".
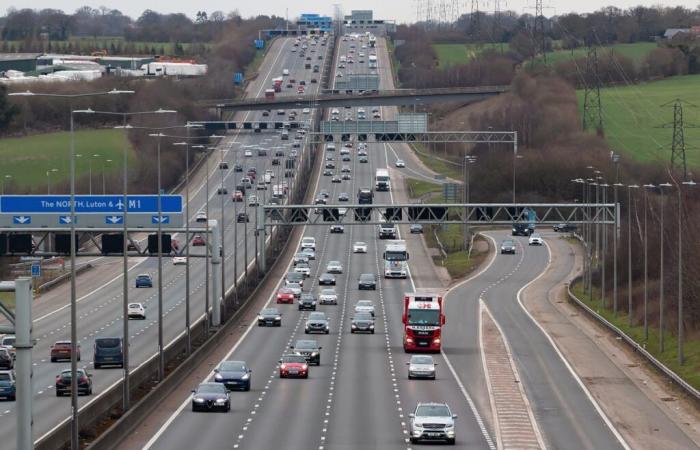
{"left": 357, "top": 301, "right": 373, "bottom": 307}
{"left": 282, "top": 355, "right": 307, "bottom": 363}
{"left": 2, "top": 337, "right": 15, "bottom": 346}
{"left": 411, "top": 356, "right": 433, "bottom": 365}
{"left": 321, "top": 289, "right": 335, "bottom": 295}
{"left": 198, "top": 384, "right": 225, "bottom": 394}
{"left": 220, "top": 361, "right": 246, "bottom": 372}
{"left": 95, "top": 338, "right": 121, "bottom": 348}
{"left": 407, "top": 309, "right": 441, "bottom": 326}
{"left": 308, "top": 313, "right": 325, "bottom": 320}
{"left": 416, "top": 404, "right": 451, "bottom": 417}
{"left": 0, "top": 373, "right": 11, "bottom": 381}
{"left": 261, "top": 309, "right": 279, "bottom": 315}
{"left": 354, "top": 313, "right": 373, "bottom": 321}
{"left": 295, "top": 341, "right": 317, "bottom": 349}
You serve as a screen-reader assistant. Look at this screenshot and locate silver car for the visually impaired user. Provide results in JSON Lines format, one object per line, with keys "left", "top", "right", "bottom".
{"left": 319, "top": 288, "right": 338, "bottom": 305}
{"left": 409, "top": 402, "right": 457, "bottom": 444}
{"left": 326, "top": 260, "right": 343, "bottom": 274}
{"left": 407, "top": 355, "right": 437, "bottom": 380}
{"left": 354, "top": 300, "right": 375, "bottom": 317}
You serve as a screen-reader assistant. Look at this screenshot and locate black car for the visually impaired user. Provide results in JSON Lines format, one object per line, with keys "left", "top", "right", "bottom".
{"left": 323, "top": 169, "right": 333, "bottom": 176}
{"left": 298, "top": 293, "right": 317, "bottom": 311}
{"left": 318, "top": 273, "right": 336, "bottom": 286}
{"left": 191, "top": 382, "right": 230, "bottom": 412}
{"left": 331, "top": 176, "right": 342, "bottom": 183}
{"left": 258, "top": 307, "right": 282, "bottom": 326}
{"left": 291, "top": 339, "right": 322, "bottom": 365}
{"left": 325, "top": 162, "right": 335, "bottom": 169}
{"left": 272, "top": 158, "right": 280, "bottom": 165}
{"left": 305, "top": 312, "right": 330, "bottom": 334}
{"left": 214, "top": 360, "right": 252, "bottom": 391}
{"left": 500, "top": 240, "right": 516, "bottom": 254}
{"left": 330, "top": 224, "right": 344, "bottom": 233}
{"left": 233, "top": 164, "right": 243, "bottom": 172}
{"left": 219, "top": 162, "right": 229, "bottom": 170}
{"left": 262, "top": 110, "right": 270, "bottom": 117}
{"left": 217, "top": 187, "right": 228, "bottom": 195}
{"left": 351, "top": 312, "right": 375, "bottom": 334}
{"left": 358, "top": 273, "right": 377, "bottom": 290}
{"left": 237, "top": 212, "right": 249, "bottom": 223}
{"left": 410, "top": 224, "right": 424, "bottom": 234}
{"left": 512, "top": 223, "right": 532, "bottom": 236}
{"left": 55, "top": 368, "right": 92, "bottom": 396}
{"left": 275, "top": 150, "right": 285, "bottom": 157}
{"left": 0, "top": 349, "right": 12, "bottom": 369}
{"left": 359, "top": 156, "right": 369, "bottom": 163}
{"left": 553, "top": 223, "right": 577, "bottom": 233}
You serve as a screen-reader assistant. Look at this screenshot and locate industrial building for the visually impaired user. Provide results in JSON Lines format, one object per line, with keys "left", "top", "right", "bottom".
{"left": 344, "top": 10, "right": 396, "bottom": 34}
{"left": 0, "top": 54, "right": 41, "bottom": 73}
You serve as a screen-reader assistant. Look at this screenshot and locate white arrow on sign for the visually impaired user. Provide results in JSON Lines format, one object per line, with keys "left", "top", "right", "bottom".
{"left": 14, "top": 216, "right": 31, "bottom": 224}
{"left": 151, "top": 215, "right": 170, "bottom": 224}
{"left": 59, "top": 216, "right": 73, "bottom": 224}
{"left": 106, "top": 215, "right": 123, "bottom": 224}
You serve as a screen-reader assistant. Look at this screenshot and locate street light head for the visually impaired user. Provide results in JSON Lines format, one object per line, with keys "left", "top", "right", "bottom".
{"left": 172, "top": 142, "right": 188, "bottom": 146}
{"left": 644, "top": 184, "right": 656, "bottom": 188}
{"left": 659, "top": 182, "right": 672, "bottom": 188}
{"left": 114, "top": 124, "right": 132, "bottom": 129}
{"left": 73, "top": 108, "right": 95, "bottom": 114}
{"left": 613, "top": 183, "right": 624, "bottom": 187}
{"left": 628, "top": 184, "right": 639, "bottom": 188}
{"left": 8, "top": 90, "right": 34, "bottom": 97}
{"left": 682, "top": 180, "right": 697, "bottom": 186}
{"left": 155, "top": 108, "right": 178, "bottom": 114}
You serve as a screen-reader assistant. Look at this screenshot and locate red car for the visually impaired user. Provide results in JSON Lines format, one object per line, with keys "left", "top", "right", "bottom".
{"left": 232, "top": 191, "right": 244, "bottom": 202}
{"left": 276, "top": 287, "right": 295, "bottom": 304}
{"left": 278, "top": 354, "right": 309, "bottom": 378}
{"left": 50, "top": 340, "right": 81, "bottom": 362}
{"left": 192, "top": 235, "right": 206, "bottom": 246}
{"left": 297, "top": 86, "right": 305, "bottom": 94}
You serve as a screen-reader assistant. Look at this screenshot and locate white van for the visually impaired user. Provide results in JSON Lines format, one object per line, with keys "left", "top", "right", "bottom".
{"left": 282, "top": 69, "right": 290, "bottom": 76}
{"left": 326, "top": 143, "right": 336, "bottom": 152}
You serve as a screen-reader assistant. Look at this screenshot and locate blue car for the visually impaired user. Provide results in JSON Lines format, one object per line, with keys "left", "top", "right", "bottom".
{"left": 214, "top": 361, "right": 252, "bottom": 391}
{"left": 0, "top": 370, "right": 16, "bottom": 401}
{"left": 135, "top": 274, "right": 153, "bottom": 288}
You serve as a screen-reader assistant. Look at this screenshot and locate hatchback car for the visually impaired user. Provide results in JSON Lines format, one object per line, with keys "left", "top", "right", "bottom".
{"left": 237, "top": 212, "right": 249, "bottom": 223}
{"left": 258, "top": 308, "right": 282, "bottom": 327}
{"left": 135, "top": 274, "right": 152, "bottom": 288}
{"left": 214, "top": 361, "right": 252, "bottom": 391}
{"left": 127, "top": 303, "right": 146, "bottom": 320}
{"left": 395, "top": 159, "right": 406, "bottom": 168}
{"left": 326, "top": 261, "right": 343, "bottom": 274}
{"left": 409, "top": 402, "right": 457, "bottom": 444}
{"left": 173, "top": 256, "right": 187, "bottom": 265}
{"left": 279, "top": 354, "right": 309, "bottom": 378}
{"left": 192, "top": 235, "right": 206, "bottom": 246}
{"left": 55, "top": 368, "right": 92, "bottom": 396}
{"left": 305, "top": 311, "right": 330, "bottom": 334}
{"left": 195, "top": 212, "right": 207, "bottom": 223}
{"left": 50, "top": 340, "right": 80, "bottom": 362}
{"left": 407, "top": 355, "right": 437, "bottom": 380}
{"left": 301, "top": 236, "right": 316, "bottom": 250}
{"left": 191, "top": 382, "right": 230, "bottom": 412}
{"left": 294, "top": 262, "right": 311, "bottom": 278}
{"left": 358, "top": 273, "right": 377, "bottom": 290}
{"left": 276, "top": 287, "right": 295, "bottom": 304}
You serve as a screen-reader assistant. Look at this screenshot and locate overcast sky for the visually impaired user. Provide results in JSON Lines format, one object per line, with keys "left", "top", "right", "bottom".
{"left": 6, "top": 1, "right": 700, "bottom": 24}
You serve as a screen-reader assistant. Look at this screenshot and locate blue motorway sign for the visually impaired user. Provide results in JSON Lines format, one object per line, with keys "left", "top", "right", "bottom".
{"left": 105, "top": 215, "right": 124, "bottom": 225}
{"left": 59, "top": 215, "right": 74, "bottom": 224}
{"left": 152, "top": 215, "right": 170, "bottom": 224}
{"left": 31, "top": 264, "right": 41, "bottom": 278}
{"left": 0, "top": 195, "right": 182, "bottom": 214}
{"left": 13, "top": 215, "right": 31, "bottom": 224}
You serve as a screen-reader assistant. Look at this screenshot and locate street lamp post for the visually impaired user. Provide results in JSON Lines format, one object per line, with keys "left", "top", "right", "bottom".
{"left": 612, "top": 153, "right": 620, "bottom": 316}
{"left": 46, "top": 168, "right": 58, "bottom": 194}
{"left": 463, "top": 156, "right": 476, "bottom": 250}
{"left": 626, "top": 184, "right": 639, "bottom": 326}
{"left": 149, "top": 132, "right": 166, "bottom": 380}
{"left": 658, "top": 182, "right": 672, "bottom": 353}
{"left": 643, "top": 184, "right": 655, "bottom": 343}
{"left": 88, "top": 153, "right": 100, "bottom": 195}
{"left": 600, "top": 183, "right": 609, "bottom": 308}
{"left": 102, "top": 159, "right": 112, "bottom": 194}
{"left": 9, "top": 89, "right": 135, "bottom": 450}
{"left": 678, "top": 180, "right": 696, "bottom": 365}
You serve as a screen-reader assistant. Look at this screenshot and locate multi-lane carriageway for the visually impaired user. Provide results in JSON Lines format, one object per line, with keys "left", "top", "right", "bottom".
{"left": 7, "top": 31, "right": 698, "bottom": 450}
{"left": 131, "top": 33, "right": 688, "bottom": 450}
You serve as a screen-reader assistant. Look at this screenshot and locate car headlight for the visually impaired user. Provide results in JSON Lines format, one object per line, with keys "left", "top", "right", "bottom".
{"left": 193, "top": 398, "right": 204, "bottom": 403}
{"left": 241, "top": 373, "right": 250, "bottom": 380}
{"left": 214, "top": 374, "right": 223, "bottom": 381}
{"left": 215, "top": 398, "right": 226, "bottom": 404}
{"left": 351, "top": 324, "right": 357, "bottom": 329}
{"left": 369, "top": 324, "right": 375, "bottom": 329}
{"left": 257, "top": 315, "right": 263, "bottom": 320}
{"left": 275, "top": 316, "right": 281, "bottom": 320}
{"left": 311, "top": 352, "right": 318, "bottom": 357}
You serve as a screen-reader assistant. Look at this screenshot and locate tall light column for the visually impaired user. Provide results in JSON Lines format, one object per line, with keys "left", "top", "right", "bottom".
{"left": 658, "top": 182, "right": 672, "bottom": 352}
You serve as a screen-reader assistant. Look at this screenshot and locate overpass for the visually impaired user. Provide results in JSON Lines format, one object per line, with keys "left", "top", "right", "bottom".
{"left": 204, "top": 86, "right": 509, "bottom": 113}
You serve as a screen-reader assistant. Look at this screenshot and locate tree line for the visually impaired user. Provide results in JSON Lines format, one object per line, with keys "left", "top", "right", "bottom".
{"left": 0, "top": 7, "right": 284, "bottom": 43}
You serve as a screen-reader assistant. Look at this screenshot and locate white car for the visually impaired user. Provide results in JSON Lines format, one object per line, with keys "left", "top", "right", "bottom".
{"left": 407, "top": 355, "right": 437, "bottom": 380}
{"left": 395, "top": 159, "right": 406, "bottom": 168}
{"left": 248, "top": 195, "right": 259, "bottom": 206}
{"left": 301, "top": 248, "right": 316, "bottom": 260}
{"left": 326, "top": 260, "right": 343, "bottom": 274}
{"left": 528, "top": 233, "right": 544, "bottom": 246}
{"left": 353, "top": 242, "right": 368, "bottom": 253}
{"left": 285, "top": 282, "right": 302, "bottom": 298}
{"left": 195, "top": 212, "right": 207, "bottom": 223}
{"left": 354, "top": 300, "right": 375, "bottom": 317}
{"left": 409, "top": 402, "right": 456, "bottom": 444}
{"left": 244, "top": 150, "right": 253, "bottom": 157}
{"left": 294, "top": 262, "right": 311, "bottom": 277}
{"left": 127, "top": 303, "right": 146, "bottom": 320}
{"left": 303, "top": 108, "right": 311, "bottom": 114}
{"left": 301, "top": 236, "right": 316, "bottom": 251}
{"left": 173, "top": 256, "right": 187, "bottom": 265}
{"left": 319, "top": 288, "right": 338, "bottom": 305}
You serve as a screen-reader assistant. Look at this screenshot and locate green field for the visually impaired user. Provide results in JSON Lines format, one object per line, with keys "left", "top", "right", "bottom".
{"left": 433, "top": 42, "right": 656, "bottom": 68}
{"left": 577, "top": 74, "right": 700, "bottom": 167}
{"left": 0, "top": 129, "right": 134, "bottom": 191}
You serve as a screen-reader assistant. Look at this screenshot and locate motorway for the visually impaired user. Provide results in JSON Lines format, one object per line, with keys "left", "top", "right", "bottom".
{"left": 0, "top": 36, "right": 330, "bottom": 446}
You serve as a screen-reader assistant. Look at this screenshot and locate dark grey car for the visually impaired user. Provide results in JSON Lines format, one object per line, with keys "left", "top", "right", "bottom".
{"left": 191, "top": 382, "right": 231, "bottom": 412}
{"left": 291, "top": 339, "right": 322, "bottom": 365}
{"left": 358, "top": 273, "right": 377, "bottom": 290}
{"left": 258, "top": 308, "right": 282, "bottom": 327}
{"left": 298, "top": 293, "right": 317, "bottom": 311}
{"left": 319, "top": 273, "right": 336, "bottom": 285}
{"left": 305, "top": 312, "right": 330, "bottom": 334}
{"left": 500, "top": 240, "right": 516, "bottom": 254}
{"left": 351, "top": 312, "right": 375, "bottom": 334}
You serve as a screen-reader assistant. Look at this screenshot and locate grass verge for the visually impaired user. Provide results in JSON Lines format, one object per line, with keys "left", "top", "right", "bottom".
{"left": 405, "top": 178, "right": 442, "bottom": 198}
{"left": 577, "top": 74, "right": 700, "bottom": 167}
{"left": 410, "top": 143, "right": 462, "bottom": 181}
{"left": 0, "top": 292, "right": 15, "bottom": 313}
{"left": 571, "top": 283, "right": 700, "bottom": 390}
{"left": 0, "top": 129, "right": 134, "bottom": 190}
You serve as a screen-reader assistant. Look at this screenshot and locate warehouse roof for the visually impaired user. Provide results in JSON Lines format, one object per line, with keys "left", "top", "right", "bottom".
{"left": 0, "top": 53, "right": 42, "bottom": 62}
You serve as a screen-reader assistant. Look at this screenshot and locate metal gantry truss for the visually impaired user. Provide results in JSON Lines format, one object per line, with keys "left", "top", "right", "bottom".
{"left": 307, "top": 130, "right": 517, "bottom": 144}
{"left": 261, "top": 203, "right": 616, "bottom": 226}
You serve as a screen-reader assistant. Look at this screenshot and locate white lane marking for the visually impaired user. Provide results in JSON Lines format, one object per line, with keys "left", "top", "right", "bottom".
{"left": 513, "top": 238, "right": 631, "bottom": 450}
{"left": 383, "top": 141, "right": 496, "bottom": 449}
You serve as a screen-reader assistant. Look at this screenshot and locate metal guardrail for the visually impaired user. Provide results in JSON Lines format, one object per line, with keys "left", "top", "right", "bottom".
{"left": 566, "top": 278, "right": 700, "bottom": 403}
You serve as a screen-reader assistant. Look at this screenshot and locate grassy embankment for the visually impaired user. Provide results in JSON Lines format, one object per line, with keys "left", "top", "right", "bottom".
{"left": 576, "top": 74, "right": 700, "bottom": 167}
{"left": 0, "top": 129, "right": 134, "bottom": 190}
{"left": 405, "top": 178, "right": 485, "bottom": 278}
{"left": 432, "top": 42, "right": 656, "bottom": 67}
{"left": 571, "top": 283, "right": 700, "bottom": 390}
